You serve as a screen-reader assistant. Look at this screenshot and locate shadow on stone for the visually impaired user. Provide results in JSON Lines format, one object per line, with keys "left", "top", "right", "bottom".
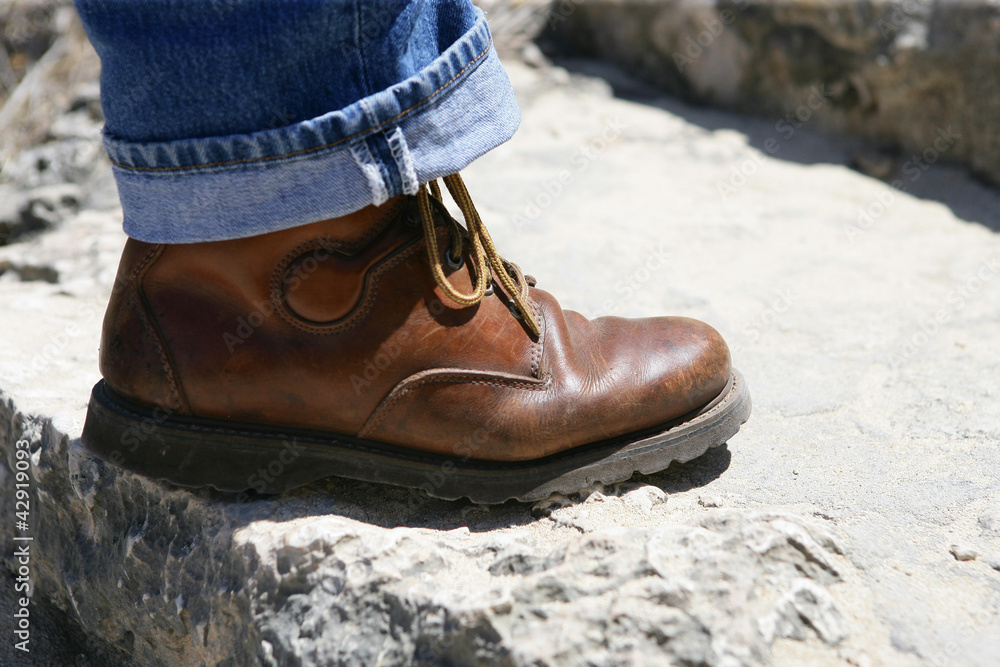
{"left": 636, "top": 442, "right": 732, "bottom": 495}
{"left": 0, "top": 566, "right": 126, "bottom": 667}
{"left": 145, "top": 441, "right": 732, "bottom": 535}
{"left": 549, "top": 57, "right": 1000, "bottom": 233}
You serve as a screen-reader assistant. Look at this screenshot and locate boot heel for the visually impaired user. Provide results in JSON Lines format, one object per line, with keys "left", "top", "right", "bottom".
{"left": 81, "top": 381, "right": 325, "bottom": 494}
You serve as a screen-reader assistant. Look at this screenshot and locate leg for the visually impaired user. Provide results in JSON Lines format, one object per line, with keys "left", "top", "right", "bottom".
{"left": 76, "top": 0, "right": 750, "bottom": 502}
{"left": 75, "top": 0, "right": 518, "bottom": 242}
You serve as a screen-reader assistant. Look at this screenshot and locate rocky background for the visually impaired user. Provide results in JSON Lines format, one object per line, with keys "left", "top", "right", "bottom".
{"left": 2, "top": 1, "right": 1000, "bottom": 665}
{"left": 541, "top": 0, "right": 1000, "bottom": 189}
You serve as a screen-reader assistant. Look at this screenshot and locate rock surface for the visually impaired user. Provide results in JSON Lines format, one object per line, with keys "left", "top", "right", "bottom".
{"left": 0, "top": 2, "right": 112, "bottom": 248}
{"left": 0, "top": 415, "right": 849, "bottom": 667}
{"left": 3, "top": 22, "right": 1000, "bottom": 667}
{"left": 543, "top": 0, "right": 1000, "bottom": 188}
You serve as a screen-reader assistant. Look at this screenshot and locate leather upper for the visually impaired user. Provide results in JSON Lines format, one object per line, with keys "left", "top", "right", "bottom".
{"left": 101, "top": 196, "right": 731, "bottom": 461}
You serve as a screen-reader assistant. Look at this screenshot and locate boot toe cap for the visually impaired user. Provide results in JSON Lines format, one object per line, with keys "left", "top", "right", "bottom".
{"left": 642, "top": 316, "right": 732, "bottom": 420}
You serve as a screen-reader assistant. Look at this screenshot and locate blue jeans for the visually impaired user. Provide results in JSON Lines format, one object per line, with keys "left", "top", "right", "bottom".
{"left": 73, "top": 0, "right": 520, "bottom": 243}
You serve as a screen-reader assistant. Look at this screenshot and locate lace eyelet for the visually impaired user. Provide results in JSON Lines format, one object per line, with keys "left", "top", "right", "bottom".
{"left": 484, "top": 283, "right": 494, "bottom": 297}
{"left": 507, "top": 302, "right": 524, "bottom": 320}
{"left": 445, "top": 249, "right": 464, "bottom": 270}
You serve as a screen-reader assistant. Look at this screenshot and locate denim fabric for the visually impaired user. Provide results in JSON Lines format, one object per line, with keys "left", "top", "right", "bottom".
{"left": 74, "top": 0, "right": 520, "bottom": 243}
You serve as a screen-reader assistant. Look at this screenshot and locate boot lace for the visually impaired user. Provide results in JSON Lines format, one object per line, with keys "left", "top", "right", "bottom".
{"left": 417, "top": 173, "right": 541, "bottom": 337}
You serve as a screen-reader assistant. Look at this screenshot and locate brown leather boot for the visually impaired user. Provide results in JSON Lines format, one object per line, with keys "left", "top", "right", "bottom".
{"left": 82, "top": 174, "right": 750, "bottom": 503}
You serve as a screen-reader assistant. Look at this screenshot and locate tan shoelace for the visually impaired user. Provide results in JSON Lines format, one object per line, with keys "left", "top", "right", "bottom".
{"left": 417, "top": 173, "right": 541, "bottom": 337}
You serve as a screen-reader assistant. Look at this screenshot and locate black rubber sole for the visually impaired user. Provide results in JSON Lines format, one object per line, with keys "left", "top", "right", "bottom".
{"left": 81, "top": 371, "right": 751, "bottom": 504}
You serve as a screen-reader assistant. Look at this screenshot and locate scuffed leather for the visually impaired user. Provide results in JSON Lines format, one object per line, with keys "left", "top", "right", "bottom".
{"left": 101, "top": 195, "right": 731, "bottom": 461}
{"left": 100, "top": 241, "right": 189, "bottom": 413}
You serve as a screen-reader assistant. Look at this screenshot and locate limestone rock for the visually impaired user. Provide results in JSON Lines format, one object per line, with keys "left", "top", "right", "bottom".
{"left": 0, "top": 2, "right": 100, "bottom": 170}
{"left": 0, "top": 184, "right": 81, "bottom": 247}
{"left": 698, "top": 494, "right": 723, "bottom": 508}
{"left": 1, "top": 394, "right": 850, "bottom": 666}
{"left": 979, "top": 503, "right": 1000, "bottom": 536}
{"left": 474, "top": 0, "right": 554, "bottom": 57}
{"left": 763, "top": 579, "right": 846, "bottom": 645}
{"left": 542, "top": 0, "right": 1000, "bottom": 187}
{"left": 1, "top": 5, "right": 111, "bottom": 247}
{"left": 949, "top": 544, "right": 978, "bottom": 562}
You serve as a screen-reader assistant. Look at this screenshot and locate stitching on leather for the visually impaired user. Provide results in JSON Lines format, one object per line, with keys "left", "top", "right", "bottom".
{"left": 268, "top": 198, "right": 408, "bottom": 333}
{"left": 271, "top": 196, "right": 404, "bottom": 272}
{"left": 130, "top": 245, "right": 159, "bottom": 282}
{"left": 107, "top": 39, "right": 494, "bottom": 174}
{"left": 133, "top": 245, "right": 190, "bottom": 413}
{"left": 269, "top": 237, "right": 347, "bottom": 321}
{"left": 360, "top": 368, "right": 743, "bottom": 443}
{"left": 696, "top": 372, "right": 740, "bottom": 419}
{"left": 100, "top": 372, "right": 742, "bottom": 471}
{"left": 274, "top": 237, "right": 424, "bottom": 335}
{"left": 99, "top": 384, "right": 543, "bottom": 470}
{"left": 352, "top": 196, "right": 406, "bottom": 248}
{"left": 358, "top": 370, "right": 551, "bottom": 438}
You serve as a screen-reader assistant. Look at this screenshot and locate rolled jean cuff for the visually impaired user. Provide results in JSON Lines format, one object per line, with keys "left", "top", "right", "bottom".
{"left": 104, "top": 13, "right": 519, "bottom": 244}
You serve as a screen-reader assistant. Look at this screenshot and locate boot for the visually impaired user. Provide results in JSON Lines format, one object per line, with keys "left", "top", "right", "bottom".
{"left": 82, "top": 174, "right": 750, "bottom": 503}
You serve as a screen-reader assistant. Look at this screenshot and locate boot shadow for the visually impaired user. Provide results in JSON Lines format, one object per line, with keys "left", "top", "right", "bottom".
{"left": 199, "top": 442, "right": 733, "bottom": 533}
